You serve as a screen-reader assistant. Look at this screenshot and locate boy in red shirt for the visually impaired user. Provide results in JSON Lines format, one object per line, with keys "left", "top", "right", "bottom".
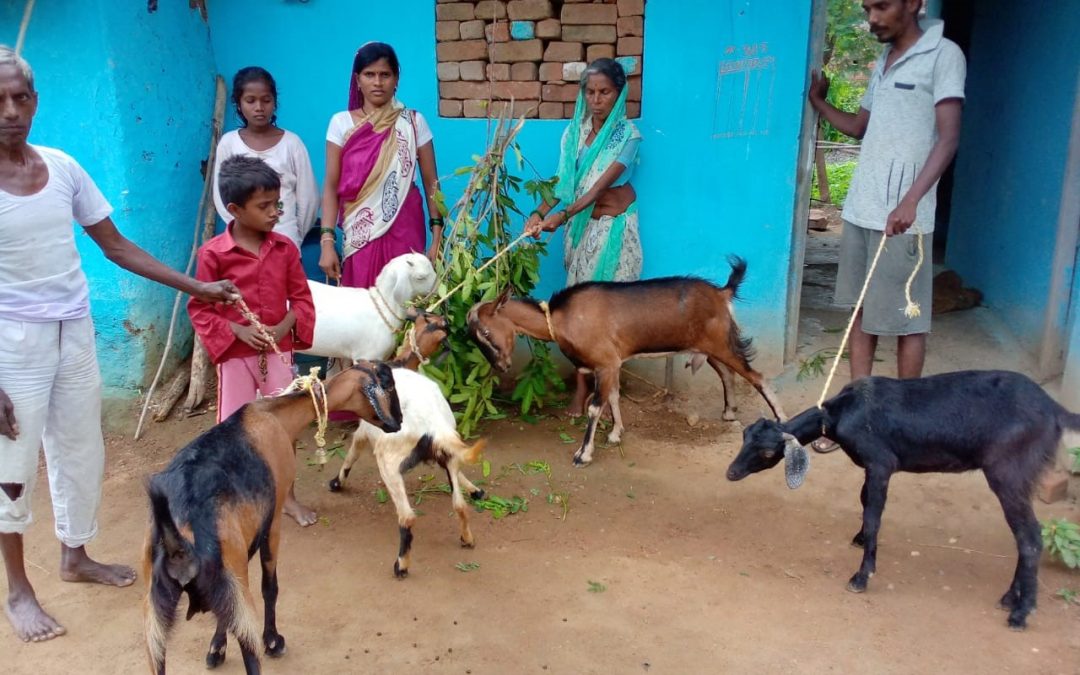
{"left": 188, "top": 155, "right": 317, "bottom": 525}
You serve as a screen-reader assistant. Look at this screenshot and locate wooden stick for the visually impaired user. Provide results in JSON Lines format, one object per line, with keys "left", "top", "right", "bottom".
{"left": 915, "top": 542, "right": 1009, "bottom": 559}
{"left": 152, "top": 366, "right": 191, "bottom": 422}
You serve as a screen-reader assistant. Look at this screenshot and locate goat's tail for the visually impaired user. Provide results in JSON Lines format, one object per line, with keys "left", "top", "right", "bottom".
{"left": 1062, "top": 410, "right": 1080, "bottom": 432}
{"left": 442, "top": 435, "right": 488, "bottom": 465}
{"left": 144, "top": 481, "right": 195, "bottom": 673}
{"left": 721, "top": 255, "right": 748, "bottom": 299}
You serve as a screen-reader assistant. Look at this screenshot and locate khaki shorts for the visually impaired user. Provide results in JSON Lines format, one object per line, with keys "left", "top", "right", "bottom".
{"left": 834, "top": 222, "right": 931, "bottom": 336}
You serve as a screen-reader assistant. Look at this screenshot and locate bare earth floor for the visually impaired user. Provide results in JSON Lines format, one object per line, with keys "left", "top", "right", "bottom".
{"left": 4, "top": 219, "right": 1080, "bottom": 673}
{"left": 4, "top": 370, "right": 1079, "bottom": 674}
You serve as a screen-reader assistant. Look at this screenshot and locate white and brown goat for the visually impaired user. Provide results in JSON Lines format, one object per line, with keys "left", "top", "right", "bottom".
{"left": 328, "top": 309, "right": 487, "bottom": 578}
{"left": 467, "top": 257, "right": 785, "bottom": 465}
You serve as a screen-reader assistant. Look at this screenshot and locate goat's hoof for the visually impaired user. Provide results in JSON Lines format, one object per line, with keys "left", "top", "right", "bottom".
{"left": 460, "top": 537, "right": 475, "bottom": 549}
{"left": 845, "top": 575, "right": 868, "bottom": 593}
{"left": 572, "top": 455, "right": 591, "bottom": 468}
{"left": 722, "top": 410, "right": 737, "bottom": 422}
{"left": 393, "top": 561, "right": 409, "bottom": 579}
{"left": 850, "top": 532, "right": 866, "bottom": 548}
{"left": 265, "top": 634, "right": 287, "bottom": 658}
{"left": 469, "top": 489, "right": 486, "bottom": 501}
{"left": 328, "top": 477, "right": 342, "bottom": 492}
{"left": 205, "top": 647, "right": 226, "bottom": 669}
{"left": 1007, "top": 614, "right": 1028, "bottom": 631}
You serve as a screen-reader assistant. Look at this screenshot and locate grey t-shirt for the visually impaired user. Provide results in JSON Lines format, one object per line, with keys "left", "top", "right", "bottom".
{"left": 842, "top": 19, "right": 966, "bottom": 234}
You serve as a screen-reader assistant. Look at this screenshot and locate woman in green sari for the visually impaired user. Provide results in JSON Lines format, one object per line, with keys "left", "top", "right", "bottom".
{"left": 525, "top": 58, "right": 643, "bottom": 414}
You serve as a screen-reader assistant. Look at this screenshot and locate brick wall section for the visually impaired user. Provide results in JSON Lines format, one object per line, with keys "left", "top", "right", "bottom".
{"left": 436, "top": 0, "right": 645, "bottom": 119}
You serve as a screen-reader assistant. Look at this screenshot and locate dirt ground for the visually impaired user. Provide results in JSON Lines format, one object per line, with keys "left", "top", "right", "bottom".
{"left": 5, "top": 217, "right": 1080, "bottom": 673}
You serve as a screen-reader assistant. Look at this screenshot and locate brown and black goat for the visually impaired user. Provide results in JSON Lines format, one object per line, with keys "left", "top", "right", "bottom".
{"left": 143, "top": 362, "right": 401, "bottom": 675}
{"left": 388, "top": 307, "right": 451, "bottom": 370}
{"left": 468, "top": 256, "right": 785, "bottom": 465}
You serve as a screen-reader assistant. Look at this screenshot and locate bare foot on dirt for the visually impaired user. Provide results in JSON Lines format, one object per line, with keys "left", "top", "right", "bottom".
{"left": 566, "top": 384, "right": 587, "bottom": 418}
{"left": 5, "top": 593, "right": 66, "bottom": 642}
{"left": 284, "top": 494, "right": 317, "bottom": 527}
{"left": 59, "top": 549, "right": 136, "bottom": 587}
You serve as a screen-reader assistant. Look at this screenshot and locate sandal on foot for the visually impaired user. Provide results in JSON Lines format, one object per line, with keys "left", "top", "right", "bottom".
{"left": 811, "top": 438, "right": 840, "bottom": 453}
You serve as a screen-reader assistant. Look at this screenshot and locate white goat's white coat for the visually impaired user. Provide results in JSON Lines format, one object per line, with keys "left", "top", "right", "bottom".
{"left": 332, "top": 368, "right": 485, "bottom": 577}
{"left": 301, "top": 253, "right": 436, "bottom": 362}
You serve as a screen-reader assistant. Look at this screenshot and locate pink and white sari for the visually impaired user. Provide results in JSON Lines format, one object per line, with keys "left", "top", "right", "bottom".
{"left": 336, "top": 100, "right": 425, "bottom": 288}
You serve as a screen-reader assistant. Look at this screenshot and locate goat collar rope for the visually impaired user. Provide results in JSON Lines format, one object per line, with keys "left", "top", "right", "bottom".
{"left": 406, "top": 326, "right": 429, "bottom": 365}
{"left": 370, "top": 289, "right": 400, "bottom": 333}
{"left": 538, "top": 301, "right": 557, "bottom": 341}
{"left": 374, "top": 287, "right": 405, "bottom": 322}
{"left": 289, "top": 367, "right": 329, "bottom": 465}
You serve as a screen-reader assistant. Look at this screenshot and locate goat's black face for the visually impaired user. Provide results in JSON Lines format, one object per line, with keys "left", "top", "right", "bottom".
{"left": 726, "top": 418, "right": 786, "bottom": 481}
{"left": 353, "top": 361, "right": 402, "bottom": 433}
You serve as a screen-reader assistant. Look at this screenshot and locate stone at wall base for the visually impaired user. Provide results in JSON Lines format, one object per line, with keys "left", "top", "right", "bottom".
{"left": 1037, "top": 470, "right": 1070, "bottom": 504}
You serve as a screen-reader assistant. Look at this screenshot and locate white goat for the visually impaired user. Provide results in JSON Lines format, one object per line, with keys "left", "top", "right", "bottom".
{"left": 301, "top": 253, "right": 436, "bottom": 362}
{"left": 327, "top": 368, "right": 487, "bottom": 578}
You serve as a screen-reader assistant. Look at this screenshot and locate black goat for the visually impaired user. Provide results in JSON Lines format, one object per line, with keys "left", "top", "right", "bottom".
{"left": 726, "top": 370, "right": 1079, "bottom": 630}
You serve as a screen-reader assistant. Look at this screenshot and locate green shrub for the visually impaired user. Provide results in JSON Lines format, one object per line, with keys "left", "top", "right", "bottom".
{"left": 811, "top": 160, "right": 857, "bottom": 206}
{"left": 1042, "top": 518, "right": 1080, "bottom": 569}
{"left": 422, "top": 120, "right": 562, "bottom": 438}
{"left": 821, "top": 77, "right": 867, "bottom": 144}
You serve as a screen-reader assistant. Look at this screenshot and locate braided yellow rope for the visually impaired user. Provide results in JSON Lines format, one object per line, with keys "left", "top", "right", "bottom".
{"left": 816, "top": 234, "right": 889, "bottom": 409}
{"left": 287, "top": 366, "right": 329, "bottom": 464}
{"left": 539, "top": 300, "right": 557, "bottom": 341}
{"left": 405, "top": 326, "right": 429, "bottom": 365}
{"left": 903, "top": 232, "right": 925, "bottom": 318}
{"left": 235, "top": 297, "right": 292, "bottom": 369}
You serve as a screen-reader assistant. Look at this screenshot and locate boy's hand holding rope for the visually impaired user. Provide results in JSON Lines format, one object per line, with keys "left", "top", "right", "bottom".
{"left": 235, "top": 298, "right": 332, "bottom": 465}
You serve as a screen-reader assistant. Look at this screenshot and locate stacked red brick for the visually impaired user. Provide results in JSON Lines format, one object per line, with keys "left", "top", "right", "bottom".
{"left": 436, "top": 0, "right": 644, "bottom": 119}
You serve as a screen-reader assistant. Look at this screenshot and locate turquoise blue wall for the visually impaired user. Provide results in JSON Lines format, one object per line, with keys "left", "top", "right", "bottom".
{"left": 945, "top": 2, "right": 1080, "bottom": 356}
{"left": 1065, "top": 261, "right": 1080, "bottom": 410}
{"left": 4, "top": 1, "right": 216, "bottom": 400}
{"left": 206, "top": 0, "right": 813, "bottom": 370}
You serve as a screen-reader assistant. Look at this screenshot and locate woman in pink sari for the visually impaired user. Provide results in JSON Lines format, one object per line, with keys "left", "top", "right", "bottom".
{"left": 318, "top": 42, "right": 441, "bottom": 287}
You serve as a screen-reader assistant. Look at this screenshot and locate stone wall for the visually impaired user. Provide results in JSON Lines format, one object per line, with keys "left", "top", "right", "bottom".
{"left": 435, "top": 0, "right": 644, "bottom": 119}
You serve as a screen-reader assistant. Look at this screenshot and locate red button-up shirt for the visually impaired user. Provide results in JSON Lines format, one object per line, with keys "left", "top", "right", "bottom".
{"left": 188, "top": 225, "right": 315, "bottom": 364}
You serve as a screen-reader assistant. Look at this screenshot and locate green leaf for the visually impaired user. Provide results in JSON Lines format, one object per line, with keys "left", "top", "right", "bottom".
{"left": 558, "top": 432, "right": 575, "bottom": 444}
{"left": 587, "top": 580, "right": 607, "bottom": 593}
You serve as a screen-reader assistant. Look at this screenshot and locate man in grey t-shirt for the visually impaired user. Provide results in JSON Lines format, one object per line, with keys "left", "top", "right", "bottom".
{"left": 809, "top": 0, "right": 965, "bottom": 388}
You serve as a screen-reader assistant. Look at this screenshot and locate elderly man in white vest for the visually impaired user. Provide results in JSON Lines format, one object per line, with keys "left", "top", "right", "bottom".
{"left": 0, "top": 46, "right": 238, "bottom": 643}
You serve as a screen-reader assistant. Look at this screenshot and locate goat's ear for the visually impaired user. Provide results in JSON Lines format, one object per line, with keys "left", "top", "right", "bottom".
{"left": 782, "top": 433, "right": 809, "bottom": 489}
{"left": 494, "top": 286, "right": 512, "bottom": 311}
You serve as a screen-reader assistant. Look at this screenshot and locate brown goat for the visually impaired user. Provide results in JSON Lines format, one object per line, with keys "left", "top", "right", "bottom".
{"left": 143, "top": 362, "right": 402, "bottom": 675}
{"left": 389, "top": 308, "right": 451, "bottom": 370}
{"left": 468, "top": 257, "right": 785, "bottom": 465}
